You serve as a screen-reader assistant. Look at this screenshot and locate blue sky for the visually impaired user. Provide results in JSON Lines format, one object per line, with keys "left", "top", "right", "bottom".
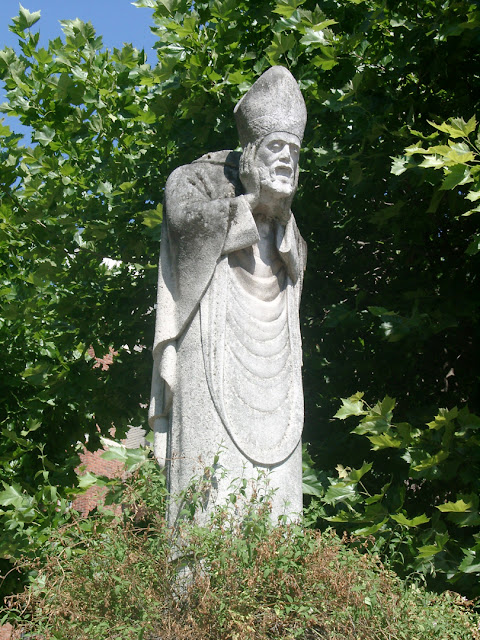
{"left": 1, "top": 1, "right": 156, "bottom": 56}
{"left": 1, "top": 1, "right": 157, "bottom": 137}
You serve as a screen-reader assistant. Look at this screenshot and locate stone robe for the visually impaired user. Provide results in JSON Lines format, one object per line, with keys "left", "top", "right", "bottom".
{"left": 149, "top": 150, "right": 307, "bottom": 525}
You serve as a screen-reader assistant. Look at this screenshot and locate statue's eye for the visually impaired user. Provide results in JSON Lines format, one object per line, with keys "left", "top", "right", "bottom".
{"left": 268, "top": 141, "right": 283, "bottom": 152}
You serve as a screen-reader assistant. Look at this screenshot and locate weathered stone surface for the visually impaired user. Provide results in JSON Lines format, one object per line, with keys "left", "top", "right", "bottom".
{"left": 149, "top": 66, "right": 307, "bottom": 525}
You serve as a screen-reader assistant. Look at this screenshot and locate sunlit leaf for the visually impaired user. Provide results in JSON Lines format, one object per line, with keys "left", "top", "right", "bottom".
{"left": 427, "top": 116, "right": 477, "bottom": 139}
{"left": 334, "top": 393, "right": 366, "bottom": 419}
{"left": 323, "top": 482, "right": 358, "bottom": 505}
{"left": 390, "top": 512, "right": 430, "bottom": 527}
{"left": 436, "top": 499, "right": 473, "bottom": 513}
{"left": 11, "top": 5, "right": 41, "bottom": 33}
{"left": 347, "top": 461, "right": 373, "bottom": 483}
{"left": 440, "top": 165, "right": 473, "bottom": 190}
{"left": 33, "top": 126, "right": 55, "bottom": 146}
{"left": 367, "top": 433, "right": 402, "bottom": 450}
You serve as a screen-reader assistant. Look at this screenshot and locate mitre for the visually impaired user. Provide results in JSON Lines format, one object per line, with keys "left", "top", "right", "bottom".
{"left": 234, "top": 66, "right": 307, "bottom": 146}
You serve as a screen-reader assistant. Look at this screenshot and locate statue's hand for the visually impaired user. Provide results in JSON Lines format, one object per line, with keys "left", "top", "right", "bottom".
{"left": 239, "top": 145, "right": 261, "bottom": 211}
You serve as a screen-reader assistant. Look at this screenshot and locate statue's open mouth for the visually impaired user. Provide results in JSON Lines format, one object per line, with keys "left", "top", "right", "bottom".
{"left": 275, "top": 166, "right": 292, "bottom": 178}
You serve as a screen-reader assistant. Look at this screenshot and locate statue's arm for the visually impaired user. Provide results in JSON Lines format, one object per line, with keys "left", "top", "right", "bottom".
{"left": 150, "top": 161, "right": 258, "bottom": 466}
{"left": 164, "top": 164, "right": 259, "bottom": 254}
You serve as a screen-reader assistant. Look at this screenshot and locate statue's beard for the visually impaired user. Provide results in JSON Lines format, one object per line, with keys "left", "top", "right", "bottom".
{"left": 256, "top": 165, "right": 297, "bottom": 224}
{"left": 258, "top": 166, "right": 296, "bottom": 199}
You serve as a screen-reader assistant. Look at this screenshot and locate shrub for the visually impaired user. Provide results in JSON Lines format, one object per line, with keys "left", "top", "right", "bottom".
{"left": 5, "top": 458, "right": 480, "bottom": 640}
{"left": 306, "top": 395, "right": 480, "bottom": 601}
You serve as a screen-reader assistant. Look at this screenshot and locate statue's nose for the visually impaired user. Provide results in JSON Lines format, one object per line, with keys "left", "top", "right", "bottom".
{"left": 279, "top": 145, "right": 292, "bottom": 163}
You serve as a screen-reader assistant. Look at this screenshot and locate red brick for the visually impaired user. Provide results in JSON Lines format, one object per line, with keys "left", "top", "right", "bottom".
{"left": 0, "top": 624, "right": 12, "bottom": 640}
{"left": 73, "top": 444, "right": 124, "bottom": 516}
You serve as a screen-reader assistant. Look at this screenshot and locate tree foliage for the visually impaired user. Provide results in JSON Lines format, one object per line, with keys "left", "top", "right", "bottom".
{"left": 1, "top": 0, "right": 479, "bottom": 601}
{"left": 304, "top": 394, "right": 480, "bottom": 597}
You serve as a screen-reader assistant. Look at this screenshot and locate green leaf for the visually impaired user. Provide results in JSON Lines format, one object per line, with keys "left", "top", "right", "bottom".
{"left": 266, "top": 32, "right": 297, "bottom": 63}
{"left": 2, "top": 428, "right": 30, "bottom": 447}
{"left": 365, "top": 482, "right": 391, "bottom": 505}
{"left": 419, "top": 155, "right": 445, "bottom": 169}
{"left": 134, "top": 109, "right": 157, "bottom": 124}
{"left": 458, "top": 551, "right": 480, "bottom": 574}
{"left": 302, "top": 446, "right": 325, "bottom": 497}
{"left": 12, "top": 5, "right": 41, "bottom": 33}
{"left": 132, "top": 0, "right": 158, "bottom": 7}
{"left": 227, "top": 70, "right": 251, "bottom": 85}
{"left": 379, "top": 395, "right": 396, "bottom": 415}
{"left": 428, "top": 116, "right": 477, "bottom": 139}
{"left": 21, "top": 362, "right": 52, "bottom": 386}
{"left": 322, "top": 509, "right": 360, "bottom": 523}
{"left": 100, "top": 438, "right": 128, "bottom": 463}
{"left": 272, "top": 0, "right": 306, "bottom": 18}
{"left": 466, "top": 233, "right": 480, "bottom": 255}
{"left": 0, "top": 483, "right": 32, "bottom": 509}
{"left": 367, "top": 433, "right": 402, "bottom": 450}
{"left": 459, "top": 563, "right": 480, "bottom": 575}
{"left": 436, "top": 499, "right": 472, "bottom": 513}
{"left": 426, "top": 408, "right": 456, "bottom": 429}
{"left": 0, "top": 119, "right": 12, "bottom": 136}
{"left": 447, "top": 140, "right": 475, "bottom": 163}
{"left": 463, "top": 204, "right": 480, "bottom": 216}
{"left": 452, "top": 115, "right": 477, "bottom": 136}
{"left": 300, "top": 27, "right": 335, "bottom": 48}
{"left": 100, "top": 438, "right": 147, "bottom": 473}
{"left": 21, "top": 419, "right": 42, "bottom": 435}
{"left": 416, "top": 544, "right": 442, "bottom": 559}
{"left": 427, "top": 407, "right": 458, "bottom": 429}
{"left": 404, "top": 144, "right": 426, "bottom": 155}
{"left": 421, "top": 143, "right": 474, "bottom": 164}
{"left": 353, "top": 518, "right": 388, "bottom": 536}
{"left": 412, "top": 450, "right": 449, "bottom": 472}
{"left": 311, "top": 48, "right": 337, "bottom": 70}
{"left": 210, "top": 0, "right": 238, "bottom": 20}
{"left": 440, "top": 165, "right": 473, "bottom": 190}
{"left": 34, "top": 126, "right": 55, "bottom": 146}
{"left": 302, "top": 470, "right": 324, "bottom": 497}
{"left": 323, "top": 482, "right": 358, "bottom": 505}
{"left": 465, "top": 187, "right": 480, "bottom": 202}
{"left": 368, "top": 306, "right": 396, "bottom": 317}
{"left": 390, "top": 155, "right": 409, "bottom": 175}
{"left": 390, "top": 513, "right": 430, "bottom": 527}
{"left": 334, "top": 393, "right": 365, "bottom": 419}
{"left": 347, "top": 461, "right": 373, "bottom": 483}
{"left": 77, "top": 472, "right": 105, "bottom": 490}
{"left": 33, "top": 48, "right": 52, "bottom": 65}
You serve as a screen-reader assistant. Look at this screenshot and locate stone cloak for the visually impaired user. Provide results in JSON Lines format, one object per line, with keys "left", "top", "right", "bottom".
{"left": 148, "top": 150, "right": 307, "bottom": 516}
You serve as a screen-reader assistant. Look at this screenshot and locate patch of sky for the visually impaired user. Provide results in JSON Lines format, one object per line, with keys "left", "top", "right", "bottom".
{"left": 0, "top": 0, "right": 157, "bottom": 140}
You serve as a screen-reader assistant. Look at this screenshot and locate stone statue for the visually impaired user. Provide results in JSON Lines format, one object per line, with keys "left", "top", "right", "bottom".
{"left": 149, "top": 66, "right": 307, "bottom": 525}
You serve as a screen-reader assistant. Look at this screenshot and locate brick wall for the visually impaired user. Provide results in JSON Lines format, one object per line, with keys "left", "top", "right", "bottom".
{"left": 73, "top": 426, "right": 146, "bottom": 516}
{"left": 73, "top": 347, "right": 124, "bottom": 515}
{"left": 0, "top": 624, "right": 13, "bottom": 640}
{"left": 72, "top": 445, "right": 125, "bottom": 516}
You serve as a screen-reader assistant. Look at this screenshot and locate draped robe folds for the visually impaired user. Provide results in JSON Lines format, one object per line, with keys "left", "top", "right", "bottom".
{"left": 149, "top": 150, "right": 307, "bottom": 525}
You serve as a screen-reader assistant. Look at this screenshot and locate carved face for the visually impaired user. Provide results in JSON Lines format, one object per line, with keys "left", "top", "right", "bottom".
{"left": 254, "top": 132, "right": 300, "bottom": 198}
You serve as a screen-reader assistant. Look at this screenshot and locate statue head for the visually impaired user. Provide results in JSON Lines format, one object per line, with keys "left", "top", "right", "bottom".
{"left": 253, "top": 131, "right": 300, "bottom": 200}
{"left": 234, "top": 66, "right": 307, "bottom": 147}
{"left": 234, "top": 67, "right": 306, "bottom": 218}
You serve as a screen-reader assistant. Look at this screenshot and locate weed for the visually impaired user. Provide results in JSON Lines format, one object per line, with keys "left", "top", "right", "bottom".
{"left": 4, "top": 456, "right": 479, "bottom": 640}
